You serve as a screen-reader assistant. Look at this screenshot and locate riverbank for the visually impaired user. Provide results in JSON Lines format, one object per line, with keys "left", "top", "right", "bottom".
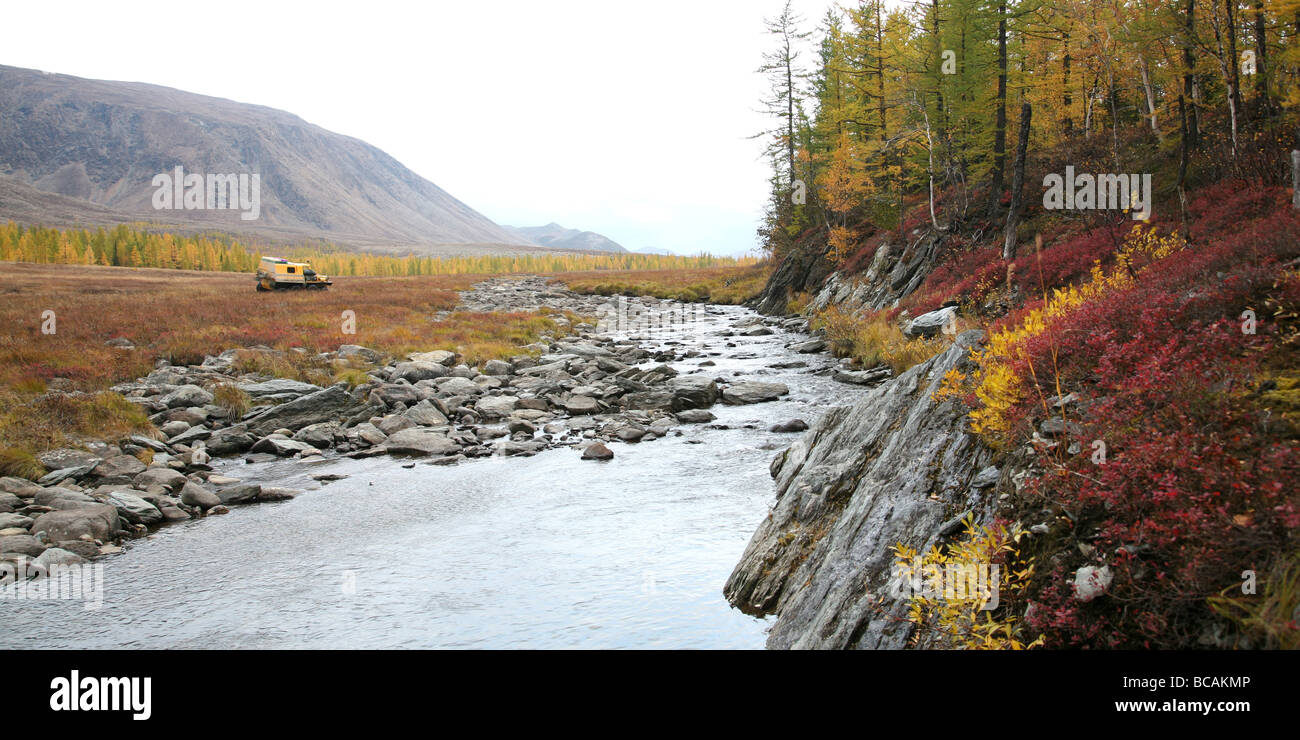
{"left": 1, "top": 276, "right": 890, "bottom": 648}
{"left": 1, "top": 275, "right": 888, "bottom": 592}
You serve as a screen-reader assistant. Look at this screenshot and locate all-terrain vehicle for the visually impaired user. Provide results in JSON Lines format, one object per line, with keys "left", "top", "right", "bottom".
{"left": 255, "top": 256, "right": 332, "bottom": 291}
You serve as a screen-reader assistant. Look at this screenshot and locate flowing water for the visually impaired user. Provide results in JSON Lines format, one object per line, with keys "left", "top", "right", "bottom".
{"left": 2, "top": 304, "right": 868, "bottom": 649}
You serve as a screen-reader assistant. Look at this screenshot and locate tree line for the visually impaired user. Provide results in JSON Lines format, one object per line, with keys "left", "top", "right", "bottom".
{"left": 756, "top": 0, "right": 1300, "bottom": 262}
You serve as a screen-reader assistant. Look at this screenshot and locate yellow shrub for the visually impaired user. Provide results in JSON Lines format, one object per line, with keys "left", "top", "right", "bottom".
{"left": 969, "top": 226, "right": 1183, "bottom": 442}
{"left": 893, "top": 516, "right": 1042, "bottom": 650}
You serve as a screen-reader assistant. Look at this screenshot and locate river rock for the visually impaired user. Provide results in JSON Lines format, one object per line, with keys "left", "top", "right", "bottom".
{"left": 32, "top": 547, "right": 84, "bottom": 570}
{"left": 239, "top": 384, "right": 367, "bottom": 437}
{"left": 675, "top": 409, "right": 716, "bottom": 423}
{"left": 0, "top": 512, "right": 33, "bottom": 530}
{"left": 581, "top": 442, "right": 614, "bottom": 460}
{"left": 160, "top": 384, "right": 214, "bottom": 408}
{"left": 833, "top": 367, "right": 892, "bottom": 385}
{"left": 721, "top": 382, "right": 788, "bottom": 405}
{"left": 216, "top": 484, "right": 262, "bottom": 505}
{"left": 91, "top": 454, "right": 147, "bottom": 482}
{"left": 179, "top": 482, "right": 221, "bottom": 510}
{"left": 769, "top": 419, "right": 809, "bottom": 433}
{"left": 0, "top": 476, "right": 44, "bottom": 498}
{"left": 476, "top": 395, "right": 519, "bottom": 418}
{"left": 250, "top": 435, "right": 319, "bottom": 456}
{"left": 37, "top": 448, "right": 101, "bottom": 470}
{"left": 408, "top": 350, "right": 456, "bottom": 366}
{"left": 393, "top": 361, "right": 448, "bottom": 383}
{"left": 0, "top": 534, "right": 45, "bottom": 557}
{"left": 563, "top": 396, "right": 600, "bottom": 415}
{"left": 106, "top": 491, "right": 163, "bottom": 525}
{"left": 483, "top": 359, "right": 513, "bottom": 376}
{"left": 404, "top": 401, "right": 448, "bottom": 426}
{"left": 668, "top": 376, "right": 719, "bottom": 410}
{"left": 30, "top": 504, "right": 121, "bottom": 543}
{"left": 383, "top": 428, "right": 460, "bottom": 457}
{"left": 791, "top": 339, "right": 827, "bottom": 353}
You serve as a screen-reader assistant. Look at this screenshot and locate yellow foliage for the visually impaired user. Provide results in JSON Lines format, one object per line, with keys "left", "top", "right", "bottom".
{"left": 892, "top": 517, "right": 1043, "bottom": 650}
{"left": 968, "top": 226, "right": 1184, "bottom": 443}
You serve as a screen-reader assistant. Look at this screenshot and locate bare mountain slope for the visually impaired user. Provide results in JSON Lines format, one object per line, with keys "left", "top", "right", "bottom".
{"left": 0, "top": 64, "right": 529, "bottom": 252}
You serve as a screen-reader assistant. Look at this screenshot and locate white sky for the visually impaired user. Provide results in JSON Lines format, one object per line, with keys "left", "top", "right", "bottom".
{"left": 3, "top": 0, "right": 838, "bottom": 256}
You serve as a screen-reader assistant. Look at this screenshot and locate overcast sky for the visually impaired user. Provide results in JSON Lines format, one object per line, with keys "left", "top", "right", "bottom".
{"left": 3, "top": 0, "right": 837, "bottom": 256}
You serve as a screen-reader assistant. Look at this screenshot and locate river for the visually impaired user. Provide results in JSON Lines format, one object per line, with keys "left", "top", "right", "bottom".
{"left": 1, "top": 303, "right": 866, "bottom": 649}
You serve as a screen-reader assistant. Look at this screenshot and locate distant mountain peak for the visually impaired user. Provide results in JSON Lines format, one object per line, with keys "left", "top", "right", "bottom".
{"left": 503, "top": 223, "right": 627, "bottom": 254}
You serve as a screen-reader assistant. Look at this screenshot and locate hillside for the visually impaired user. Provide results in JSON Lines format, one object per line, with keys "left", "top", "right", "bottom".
{"left": 0, "top": 65, "right": 531, "bottom": 253}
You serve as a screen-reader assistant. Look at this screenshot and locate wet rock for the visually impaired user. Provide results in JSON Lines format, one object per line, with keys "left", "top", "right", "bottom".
{"left": 721, "top": 382, "right": 789, "bottom": 405}
{"left": 250, "top": 435, "right": 319, "bottom": 457}
{"left": 791, "top": 339, "right": 827, "bottom": 353}
{"left": 179, "top": 482, "right": 221, "bottom": 510}
{"left": 257, "top": 487, "right": 300, "bottom": 502}
{"left": 383, "top": 428, "right": 460, "bottom": 457}
{"left": 675, "top": 409, "right": 716, "bottom": 424}
{"left": 33, "top": 547, "right": 84, "bottom": 570}
{"left": 667, "top": 376, "right": 719, "bottom": 410}
{"left": 769, "top": 419, "right": 809, "bottom": 433}
{"left": 581, "top": 442, "right": 614, "bottom": 460}
{"left": 293, "top": 422, "right": 341, "bottom": 449}
{"left": 215, "top": 484, "right": 262, "bottom": 505}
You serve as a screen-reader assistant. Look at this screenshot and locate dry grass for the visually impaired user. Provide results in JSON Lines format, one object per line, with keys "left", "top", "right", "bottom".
{"left": 0, "top": 262, "right": 575, "bottom": 467}
{"left": 812, "top": 305, "right": 954, "bottom": 376}
{"left": 558, "top": 264, "right": 771, "bottom": 305}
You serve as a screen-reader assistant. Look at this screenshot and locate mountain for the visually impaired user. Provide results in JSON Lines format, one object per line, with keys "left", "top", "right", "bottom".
{"left": 0, "top": 65, "right": 534, "bottom": 254}
{"left": 503, "top": 223, "right": 627, "bottom": 253}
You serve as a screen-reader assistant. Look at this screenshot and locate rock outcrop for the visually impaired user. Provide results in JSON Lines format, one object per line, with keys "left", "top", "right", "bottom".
{"left": 724, "top": 330, "right": 995, "bottom": 649}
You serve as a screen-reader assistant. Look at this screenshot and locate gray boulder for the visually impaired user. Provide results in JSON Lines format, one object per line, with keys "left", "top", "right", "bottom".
{"left": 721, "top": 382, "right": 789, "bottom": 405}
{"left": 30, "top": 504, "right": 121, "bottom": 543}
{"left": 383, "top": 429, "right": 461, "bottom": 457}
{"left": 107, "top": 491, "right": 163, "bottom": 525}
{"left": 179, "top": 482, "right": 221, "bottom": 510}
{"left": 160, "top": 384, "right": 214, "bottom": 408}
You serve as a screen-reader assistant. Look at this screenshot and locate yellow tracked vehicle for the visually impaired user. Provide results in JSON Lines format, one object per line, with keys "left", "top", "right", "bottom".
{"left": 255, "top": 256, "right": 332, "bottom": 291}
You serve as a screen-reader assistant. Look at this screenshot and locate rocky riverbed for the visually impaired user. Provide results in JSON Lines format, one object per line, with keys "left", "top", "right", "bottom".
{"left": 0, "top": 275, "right": 898, "bottom": 648}
{"left": 0, "top": 276, "right": 892, "bottom": 611}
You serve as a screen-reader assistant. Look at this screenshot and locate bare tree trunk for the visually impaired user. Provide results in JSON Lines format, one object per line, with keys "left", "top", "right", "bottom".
{"left": 1292, "top": 150, "right": 1300, "bottom": 211}
{"left": 1139, "top": 55, "right": 1161, "bottom": 138}
{"left": 1062, "top": 31, "right": 1073, "bottom": 136}
{"left": 1004, "top": 102, "right": 1033, "bottom": 261}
